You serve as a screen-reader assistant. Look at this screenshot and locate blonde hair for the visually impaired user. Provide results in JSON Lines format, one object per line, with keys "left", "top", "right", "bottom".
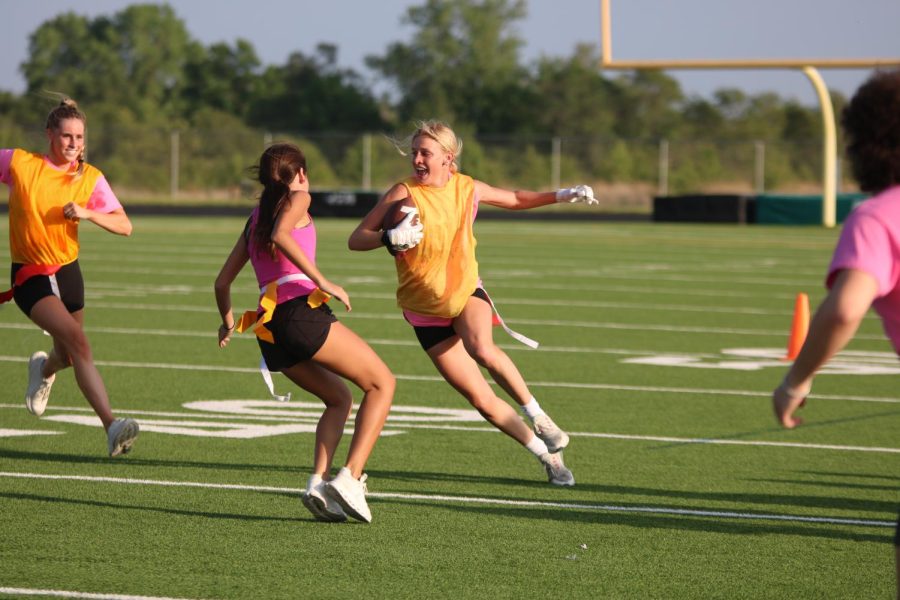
{"left": 45, "top": 94, "right": 87, "bottom": 179}
{"left": 392, "top": 119, "right": 463, "bottom": 173}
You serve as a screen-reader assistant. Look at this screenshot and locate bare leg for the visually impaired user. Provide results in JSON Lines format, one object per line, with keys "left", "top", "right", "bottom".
{"left": 427, "top": 335, "right": 533, "bottom": 446}
{"left": 28, "top": 297, "right": 115, "bottom": 429}
{"left": 453, "top": 295, "right": 532, "bottom": 406}
{"left": 281, "top": 360, "right": 353, "bottom": 477}
{"left": 44, "top": 313, "right": 76, "bottom": 376}
{"left": 310, "top": 322, "right": 394, "bottom": 478}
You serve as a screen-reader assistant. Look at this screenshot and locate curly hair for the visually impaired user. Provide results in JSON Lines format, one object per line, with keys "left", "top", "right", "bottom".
{"left": 251, "top": 143, "right": 307, "bottom": 259}
{"left": 841, "top": 69, "right": 900, "bottom": 193}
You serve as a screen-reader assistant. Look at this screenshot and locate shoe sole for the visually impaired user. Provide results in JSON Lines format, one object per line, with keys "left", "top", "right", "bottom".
{"left": 541, "top": 452, "right": 575, "bottom": 486}
{"left": 26, "top": 385, "right": 52, "bottom": 417}
{"left": 301, "top": 493, "right": 347, "bottom": 523}
{"left": 25, "top": 396, "right": 40, "bottom": 416}
{"left": 325, "top": 484, "right": 372, "bottom": 523}
{"left": 550, "top": 477, "right": 575, "bottom": 487}
{"left": 109, "top": 421, "right": 139, "bottom": 457}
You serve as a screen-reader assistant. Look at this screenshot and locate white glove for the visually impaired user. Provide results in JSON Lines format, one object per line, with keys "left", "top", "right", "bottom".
{"left": 385, "top": 207, "right": 424, "bottom": 251}
{"left": 556, "top": 185, "right": 597, "bottom": 205}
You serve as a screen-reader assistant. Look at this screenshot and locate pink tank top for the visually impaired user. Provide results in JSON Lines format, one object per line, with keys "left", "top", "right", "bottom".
{"left": 246, "top": 206, "right": 318, "bottom": 307}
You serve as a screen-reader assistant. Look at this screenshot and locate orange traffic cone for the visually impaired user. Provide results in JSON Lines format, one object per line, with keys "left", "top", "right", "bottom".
{"left": 784, "top": 292, "right": 810, "bottom": 361}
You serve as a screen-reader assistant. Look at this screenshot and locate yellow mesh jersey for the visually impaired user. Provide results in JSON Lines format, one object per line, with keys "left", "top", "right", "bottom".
{"left": 395, "top": 173, "right": 479, "bottom": 317}
{"left": 7, "top": 150, "right": 101, "bottom": 265}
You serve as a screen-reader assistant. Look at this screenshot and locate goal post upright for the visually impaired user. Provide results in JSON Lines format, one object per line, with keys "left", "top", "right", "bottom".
{"left": 599, "top": 0, "right": 900, "bottom": 227}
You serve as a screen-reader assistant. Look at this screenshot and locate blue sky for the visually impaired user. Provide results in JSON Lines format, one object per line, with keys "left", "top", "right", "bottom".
{"left": 2, "top": 0, "right": 898, "bottom": 105}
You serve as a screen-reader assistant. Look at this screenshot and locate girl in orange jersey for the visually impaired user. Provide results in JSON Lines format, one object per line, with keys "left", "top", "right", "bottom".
{"left": 349, "top": 120, "right": 597, "bottom": 486}
{"left": 1, "top": 97, "right": 139, "bottom": 457}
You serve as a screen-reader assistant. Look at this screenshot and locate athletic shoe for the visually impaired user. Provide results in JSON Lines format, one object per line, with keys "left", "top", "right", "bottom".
{"left": 107, "top": 418, "right": 139, "bottom": 457}
{"left": 532, "top": 414, "right": 569, "bottom": 453}
{"left": 302, "top": 475, "right": 347, "bottom": 522}
{"left": 540, "top": 451, "right": 575, "bottom": 486}
{"left": 325, "top": 467, "right": 371, "bottom": 523}
{"left": 25, "top": 351, "right": 55, "bottom": 417}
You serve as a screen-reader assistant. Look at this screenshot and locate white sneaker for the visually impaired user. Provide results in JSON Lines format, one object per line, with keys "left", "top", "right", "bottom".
{"left": 25, "top": 351, "right": 55, "bottom": 417}
{"left": 533, "top": 414, "right": 569, "bottom": 453}
{"left": 325, "top": 467, "right": 371, "bottom": 523}
{"left": 540, "top": 451, "right": 575, "bottom": 486}
{"left": 107, "top": 418, "right": 139, "bottom": 457}
{"left": 302, "top": 475, "right": 347, "bottom": 522}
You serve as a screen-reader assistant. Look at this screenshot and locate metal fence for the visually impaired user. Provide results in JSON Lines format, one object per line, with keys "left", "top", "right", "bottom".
{"left": 3, "top": 126, "right": 855, "bottom": 206}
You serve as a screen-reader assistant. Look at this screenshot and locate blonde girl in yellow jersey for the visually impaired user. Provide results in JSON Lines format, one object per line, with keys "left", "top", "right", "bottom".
{"left": 349, "top": 120, "right": 597, "bottom": 486}
{"left": 1, "top": 97, "right": 138, "bottom": 457}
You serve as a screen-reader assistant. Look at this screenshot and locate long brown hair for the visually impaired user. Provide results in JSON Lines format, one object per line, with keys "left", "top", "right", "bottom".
{"left": 45, "top": 95, "right": 87, "bottom": 179}
{"left": 252, "top": 143, "right": 307, "bottom": 259}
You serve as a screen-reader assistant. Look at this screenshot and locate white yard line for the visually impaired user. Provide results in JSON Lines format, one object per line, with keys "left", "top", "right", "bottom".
{"left": 0, "top": 318, "right": 887, "bottom": 341}
{"left": 0, "top": 471, "right": 892, "bottom": 529}
{"left": 0, "top": 587, "right": 209, "bottom": 600}
{"left": 1, "top": 402, "right": 898, "bottom": 454}
{"left": 1, "top": 355, "right": 898, "bottom": 405}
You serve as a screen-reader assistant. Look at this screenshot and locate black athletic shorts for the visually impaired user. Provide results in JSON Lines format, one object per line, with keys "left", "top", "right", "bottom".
{"left": 11, "top": 260, "right": 85, "bottom": 316}
{"left": 412, "top": 287, "right": 490, "bottom": 351}
{"left": 256, "top": 294, "right": 337, "bottom": 371}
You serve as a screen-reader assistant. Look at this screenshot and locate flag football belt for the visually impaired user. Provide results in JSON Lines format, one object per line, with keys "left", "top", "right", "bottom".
{"left": 482, "top": 287, "right": 539, "bottom": 349}
{"left": 0, "top": 264, "right": 62, "bottom": 304}
{"left": 235, "top": 273, "right": 331, "bottom": 344}
{"left": 235, "top": 273, "right": 332, "bottom": 401}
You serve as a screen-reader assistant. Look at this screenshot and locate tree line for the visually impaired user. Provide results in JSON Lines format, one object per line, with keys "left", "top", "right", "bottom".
{"left": 0, "top": 1, "right": 846, "bottom": 196}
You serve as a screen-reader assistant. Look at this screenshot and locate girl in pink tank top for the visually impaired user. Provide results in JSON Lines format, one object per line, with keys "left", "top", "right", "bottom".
{"left": 214, "top": 143, "right": 395, "bottom": 523}
{"left": 246, "top": 204, "right": 319, "bottom": 306}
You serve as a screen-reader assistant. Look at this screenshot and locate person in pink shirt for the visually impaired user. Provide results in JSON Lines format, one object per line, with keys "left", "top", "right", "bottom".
{"left": 215, "top": 143, "right": 394, "bottom": 523}
{"left": 771, "top": 68, "right": 900, "bottom": 597}
{"left": 1, "top": 97, "right": 139, "bottom": 457}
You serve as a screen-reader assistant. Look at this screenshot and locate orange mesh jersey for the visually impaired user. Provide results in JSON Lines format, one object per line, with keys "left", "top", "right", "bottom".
{"left": 6, "top": 150, "right": 102, "bottom": 265}
{"left": 395, "top": 173, "right": 479, "bottom": 318}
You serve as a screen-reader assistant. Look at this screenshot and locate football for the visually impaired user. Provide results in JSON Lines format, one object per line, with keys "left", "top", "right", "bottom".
{"left": 382, "top": 197, "right": 419, "bottom": 231}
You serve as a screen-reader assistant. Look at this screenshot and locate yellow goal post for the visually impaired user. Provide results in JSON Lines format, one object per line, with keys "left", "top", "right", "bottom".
{"left": 599, "top": 0, "right": 900, "bottom": 227}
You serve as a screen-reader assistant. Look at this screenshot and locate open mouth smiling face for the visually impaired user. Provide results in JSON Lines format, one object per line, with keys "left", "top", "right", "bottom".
{"left": 411, "top": 135, "right": 450, "bottom": 185}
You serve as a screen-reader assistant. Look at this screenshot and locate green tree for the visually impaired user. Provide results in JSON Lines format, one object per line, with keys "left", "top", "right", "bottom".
{"left": 181, "top": 39, "right": 261, "bottom": 119}
{"left": 246, "top": 45, "right": 384, "bottom": 134}
{"left": 366, "top": 0, "right": 532, "bottom": 133}
{"left": 21, "top": 5, "right": 192, "bottom": 120}
{"left": 681, "top": 97, "right": 724, "bottom": 138}
{"left": 22, "top": 12, "right": 123, "bottom": 108}
{"left": 530, "top": 44, "right": 619, "bottom": 136}
{"left": 611, "top": 69, "right": 684, "bottom": 139}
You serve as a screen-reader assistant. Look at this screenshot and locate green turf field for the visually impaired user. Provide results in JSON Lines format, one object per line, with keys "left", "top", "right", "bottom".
{"left": 0, "top": 216, "right": 897, "bottom": 599}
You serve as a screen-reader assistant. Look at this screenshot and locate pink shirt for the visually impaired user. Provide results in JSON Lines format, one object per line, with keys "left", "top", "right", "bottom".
{"left": 0, "top": 148, "right": 122, "bottom": 213}
{"left": 827, "top": 185, "right": 900, "bottom": 353}
{"left": 246, "top": 206, "right": 318, "bottom": 307}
